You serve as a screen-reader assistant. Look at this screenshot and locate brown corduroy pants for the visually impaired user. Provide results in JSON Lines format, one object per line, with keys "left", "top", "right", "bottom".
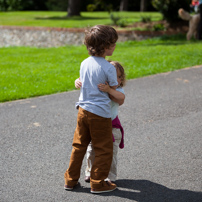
{"left": 64, "top": 107, "right": 113, "bottom": 189}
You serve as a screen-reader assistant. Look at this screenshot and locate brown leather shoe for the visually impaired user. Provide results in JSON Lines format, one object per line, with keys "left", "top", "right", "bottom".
{"left": 91, "top": 181, "right": 117, "bottom": 194}
{"left": 85, "top": 176, "right": 90, "bottom": 183}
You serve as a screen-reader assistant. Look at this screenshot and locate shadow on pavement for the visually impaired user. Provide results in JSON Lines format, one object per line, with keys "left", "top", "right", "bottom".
{"left": 70, "top": 179, "right": 202, "bottom": 201}
{"left": 113, "top": 179, "right": 202, "bottom": 202}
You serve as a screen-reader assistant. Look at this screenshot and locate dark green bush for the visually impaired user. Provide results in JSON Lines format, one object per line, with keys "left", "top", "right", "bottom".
{"left": 153, "top": 23, "right": 166, "bottom": 31}
{"left": 86, "top": 4, "right": 96, "bottom": 12}
{"left": 0, "top": 0, "right": 47, "bottom": 11}
{"left": 87, "top": 0, "right": 113, "bottom": 12}
{"left": 140, "top": 15, "right": 152, "bottom": 23}
{"left": 109, "top": 13, "right": 127, "bottom": 27}
{"left": 45, "top": 0, "right": 67, "bottom": 11}
{"left": 0, "top": 0, "right": 22, "bottom": 11}
{"left": 110, "top": 13, "right": 120, "bottom": 25}
{"left": 152, "top": 0, "right": 190, "bottom": 22}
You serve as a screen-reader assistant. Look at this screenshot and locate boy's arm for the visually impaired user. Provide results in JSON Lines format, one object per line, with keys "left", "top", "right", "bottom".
{"left": 75, "top": 79, "right": 124, "bottom": 105}
{"left": 98, "top": 82, "right": 125, "bottom": 105}
{"left": 75, "top": 78, "right": 117, "bottom": 90}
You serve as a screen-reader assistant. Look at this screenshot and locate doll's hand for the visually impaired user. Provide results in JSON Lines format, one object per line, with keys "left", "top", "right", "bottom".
{"left": 98, "top": 82, "right": 110, "bottom": 92}
{"left": 75, "top": 78, "right": 82, "bottom": 89}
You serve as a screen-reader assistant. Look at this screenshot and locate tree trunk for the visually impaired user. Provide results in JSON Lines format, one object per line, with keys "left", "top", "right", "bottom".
{"left": 140, "top": 0, "right": 147, "bottom": 12}
{"left": 67, "top": 0, "right": 81, "bottom": 17}
{"left": 120, "top": 0, "right": 128, "bottom": 11}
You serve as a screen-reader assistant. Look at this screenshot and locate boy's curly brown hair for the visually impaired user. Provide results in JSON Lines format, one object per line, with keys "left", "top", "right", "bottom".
{"left": 84, "top": 25, "right": 118, "bottom": 56}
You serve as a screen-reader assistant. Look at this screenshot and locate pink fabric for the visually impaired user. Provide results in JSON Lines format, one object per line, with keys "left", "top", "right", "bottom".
{"left": 112, "top": 116, "right": 124, "bottom": 149}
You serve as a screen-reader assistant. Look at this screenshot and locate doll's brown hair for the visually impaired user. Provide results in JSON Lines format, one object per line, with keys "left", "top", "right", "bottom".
{"left": 109, "top": 61, "right": 126, "bottom": 87}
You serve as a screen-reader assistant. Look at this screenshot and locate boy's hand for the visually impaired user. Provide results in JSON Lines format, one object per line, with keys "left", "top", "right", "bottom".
{"left": 75, "top": 78, "right": 82, "bottom": 89}
{"left": 98, "top": 82, "right": 110, "bottom": 92}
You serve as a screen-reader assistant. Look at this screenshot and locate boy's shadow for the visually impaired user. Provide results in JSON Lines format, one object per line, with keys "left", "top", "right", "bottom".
{"left": 74, "top": 179, "right": 202, "bottom": 201}
{"left": 115, "top": 179, "right": 202, "bottom": 202}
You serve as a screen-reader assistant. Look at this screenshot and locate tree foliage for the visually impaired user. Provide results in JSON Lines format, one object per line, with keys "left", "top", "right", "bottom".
{"left": 0, "top": 0, "right": 155, "bottom": 12}
{"left": 46, "top": 0, "right": 67, "bottom": 11}
{"left": 152, "top": 0, "right": 190, "bottom": 22}
{"left": 0, "top": 0, "right": 23, "bottom": 11}
{"left": 86, "top": 0, "right": 155, "bottom": 12}
{"left": 0, "top": 0, "right": 47, "bottom": 11}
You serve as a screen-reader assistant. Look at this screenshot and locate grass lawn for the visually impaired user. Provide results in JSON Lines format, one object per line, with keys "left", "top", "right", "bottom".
{"left": 0, "top": 11, "right": 162, "bottom": 28}
{"left": 1, "top": 35, "right": 202, "bottom": 103}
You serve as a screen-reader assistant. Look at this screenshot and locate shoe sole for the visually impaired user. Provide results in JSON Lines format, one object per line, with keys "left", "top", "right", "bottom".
{"left": 64, "top": 182, "right": 78, "bottom": 190}
{"left": 64, "top": 186, "right": 73, "bottom": 191}
{"left": 91, "top": 186, "right": 117, "bottom": 194}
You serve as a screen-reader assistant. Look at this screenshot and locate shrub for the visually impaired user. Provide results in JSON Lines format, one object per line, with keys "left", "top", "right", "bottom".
{"left": 0, "top": 0, "right": 22, "bottom": 11}
{"left": 87, "top": 4, "right": 96, "bottom": 12}
{"left": 0, "top": 0, "right": 47, "bottom": 11}
{"left": 45, "top": 0, "right": 67, "bottom": 11}
{"left": 140, "top": 15, "right": 152, "bottom": 23}
{"left": 110, "top": 13, "right": 120, "bottom": 25}
{"left": 153, "top": 23, "right": 166, "bottom": 31}
{"left": 109, "top": 13, "right": 127, "bottom": 27}
{"left": 87, "top": 0, "right": 113, "bottom": 12}
{"left": 152, "top": 0, "right": 190, "bottom": 22}
{"left": 117, "top": 19, "right": 127, "bottom": 27}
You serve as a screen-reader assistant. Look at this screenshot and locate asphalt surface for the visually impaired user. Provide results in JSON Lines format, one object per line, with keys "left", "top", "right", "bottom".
{"left": 1, "top": 66, "right": 202, "bottom": 202}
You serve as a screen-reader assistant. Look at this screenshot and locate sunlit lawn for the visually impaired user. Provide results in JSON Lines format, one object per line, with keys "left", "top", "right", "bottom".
{"left": 1, "top": 11, "right": 201, "bottom": 102}
{"left": 1, "top": 35, "right": 202, "bottom": 102}
{"left": 0, "top": 11, "right": 162, "bottom": 28}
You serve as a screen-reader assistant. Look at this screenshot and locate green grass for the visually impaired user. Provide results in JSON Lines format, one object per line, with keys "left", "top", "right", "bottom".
{"left": 0, "top": 11, "right": 162, "bottom": 28}
{"left": 1, "top": 35, "right": 202, "bottom": 102}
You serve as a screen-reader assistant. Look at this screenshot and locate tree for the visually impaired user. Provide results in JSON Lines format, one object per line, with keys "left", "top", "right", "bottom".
{"left": 140, "top": 0, "right": 147, "bottom": 11}
{"left": 152, "top": 0, "right": 190, "bottom": 22}
{"left": 67, "top": 0, "right": 81, "bottom": 17}
{"left": 120, "top": 0, "right": 128, "bottom": 11}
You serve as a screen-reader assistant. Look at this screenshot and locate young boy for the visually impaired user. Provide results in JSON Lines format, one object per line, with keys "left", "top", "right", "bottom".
{"left": 75, "top": 60, "right": 126, "bottom": 183}
{"left": 64, "top": 25, "right": 119, "bottom": 193}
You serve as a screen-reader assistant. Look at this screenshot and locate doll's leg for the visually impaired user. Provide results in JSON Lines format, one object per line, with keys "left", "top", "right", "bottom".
{"left": 107, "top": 128, "right": 122, "bottom": 182}
{"left": 85, "top": 142, "right": 95, "bottom": 181}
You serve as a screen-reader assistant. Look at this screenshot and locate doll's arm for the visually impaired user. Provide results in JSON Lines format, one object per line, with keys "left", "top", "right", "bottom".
{"left": 75, "top": 78, "right": 82, "bottom": 89}
{"left": 109, "top": 94, "right": 125, "bottom": 106}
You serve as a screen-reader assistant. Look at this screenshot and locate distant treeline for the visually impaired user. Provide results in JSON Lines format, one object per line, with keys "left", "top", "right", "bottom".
{"left": 0, "top": 0, "right": 155, "bottom": 12}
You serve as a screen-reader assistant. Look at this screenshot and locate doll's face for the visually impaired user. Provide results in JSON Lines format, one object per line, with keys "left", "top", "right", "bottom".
{"left": 116, "top": 69, "right": 122, "bottom": 87}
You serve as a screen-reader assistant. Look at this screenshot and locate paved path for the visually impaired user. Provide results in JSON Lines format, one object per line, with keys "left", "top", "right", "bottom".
{"left": 1, "top": 66, "right": 202, "bottom": 202}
